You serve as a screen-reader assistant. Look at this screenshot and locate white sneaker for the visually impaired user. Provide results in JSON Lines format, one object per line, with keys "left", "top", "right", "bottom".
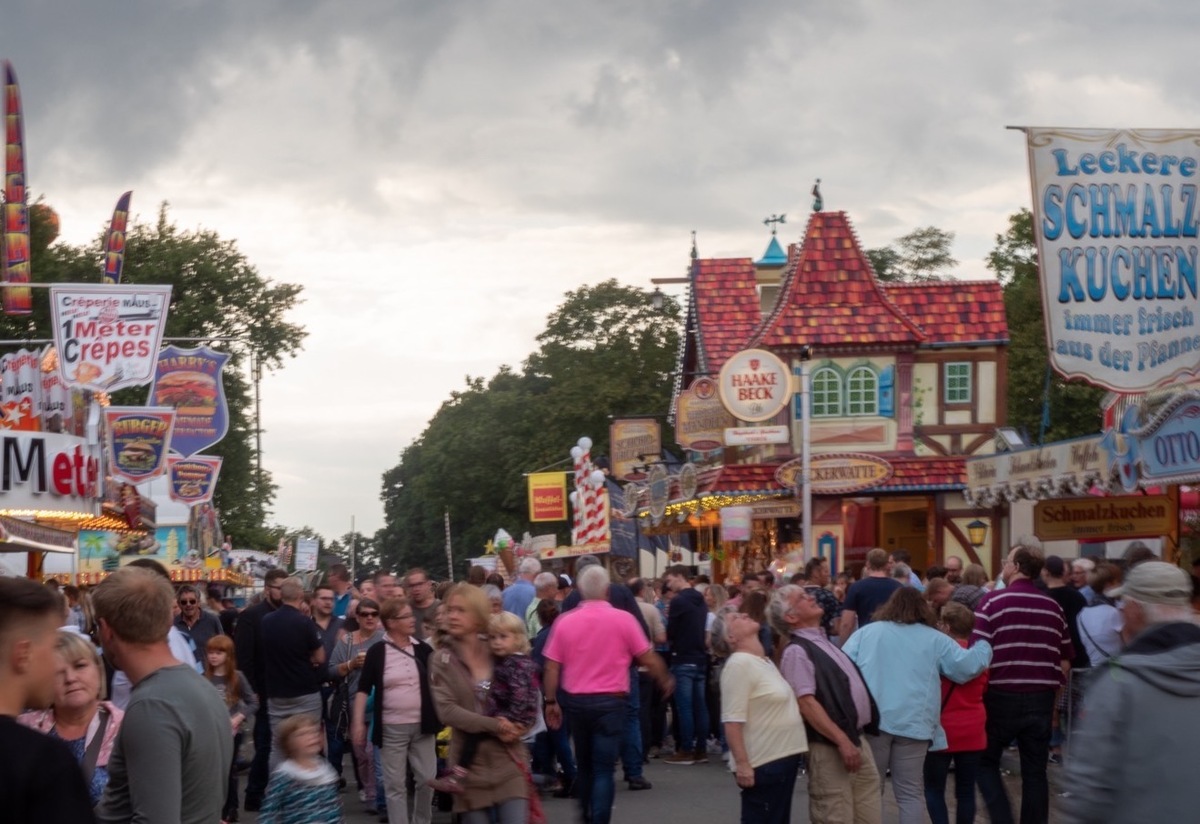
{"left": 358, "top": 789, "right": 368, "bottom": 803}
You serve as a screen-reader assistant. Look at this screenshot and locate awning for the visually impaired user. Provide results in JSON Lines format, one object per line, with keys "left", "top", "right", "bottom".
{"left": 0, "top": 516, "right": 77, "bottom": 554}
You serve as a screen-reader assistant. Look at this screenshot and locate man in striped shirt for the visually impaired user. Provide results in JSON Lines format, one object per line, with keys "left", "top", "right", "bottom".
{"left": 972, "top": 542, "right": 1073, "bottom": 824}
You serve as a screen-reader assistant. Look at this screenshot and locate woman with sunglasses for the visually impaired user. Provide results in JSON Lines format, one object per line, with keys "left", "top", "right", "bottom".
{"left": 328, "top": 597, "right": 385, "bottom": 813}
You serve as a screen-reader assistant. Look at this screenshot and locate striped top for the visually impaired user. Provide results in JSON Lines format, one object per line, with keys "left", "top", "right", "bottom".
{"left": 971, "top": 579, "right": 1074, "bottom": 693}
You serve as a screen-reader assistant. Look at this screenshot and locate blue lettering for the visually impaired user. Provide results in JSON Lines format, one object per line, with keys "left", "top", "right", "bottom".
{"left": 1118, "top": 143, "right": 1140, "bottom": 173}
{"left": 1111, "top": 246, "right": 1132, "bottom": 300}
{"left": 1142, "top": 184, "right": 1162, "bottom": 237}
{"left": 1058, "top": 248, "right": 1086, "bottom": 303}
{"left": 1043, "top": 185, "right": 1064, "bottom": 241}
{"left": 1086, "top": 248, "right": 1107, "bottom": 301}
{"left": 1088, "top": 184, "right": 1112, "bottom": 238}
{"left": 1114, "top": 184, "right": 1139, "bottom": 237}
{"left": 1053, "top": 149, "right": 1078, "bottom": 176}
{"left": 1098, "top": 151, "right": 1116, "bottom": 173}
{"left": 1067, "top": 184, "right": 1088, "bottom": 239}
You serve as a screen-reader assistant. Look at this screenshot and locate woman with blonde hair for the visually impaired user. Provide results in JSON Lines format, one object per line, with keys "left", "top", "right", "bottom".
{"left": 430, "top": 584, "right": 531, "bottom": 823}
{"left": 19, "top": 630, "right": 125, "bottom": 804}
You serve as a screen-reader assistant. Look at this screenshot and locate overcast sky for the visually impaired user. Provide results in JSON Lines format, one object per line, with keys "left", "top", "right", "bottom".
{"left": 3, "top": 1, "right": 1194, "bottom": 548}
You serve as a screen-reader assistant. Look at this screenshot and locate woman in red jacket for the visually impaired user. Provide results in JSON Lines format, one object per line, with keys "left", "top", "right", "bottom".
{"left": 923, "top": 601, "right": 988, "bottom": 824}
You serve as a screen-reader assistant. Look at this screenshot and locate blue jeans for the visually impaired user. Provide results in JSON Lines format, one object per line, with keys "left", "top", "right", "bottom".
{"left": 671, "top": 663, "right": 709, "bottom": 753}
{"left": 741, "top": 753, "right": 801, "bottom": 824}
{"left": 621, "top": 667, "right": 643, "bottom": 780}
{"left": 924, "top": 750, "right": 981, "bottom": 824}
{"left": 978, "top": 689, "right": 1054, "bottom": 824}
{"left": 562, "top": 692, "right": 625, "bottom": 824}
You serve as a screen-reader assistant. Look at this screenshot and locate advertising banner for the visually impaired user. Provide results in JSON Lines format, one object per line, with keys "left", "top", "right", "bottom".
{"left": 718, "top": 348, "right": 792, "bottom": 422}
{"left": 101, "top": 191, "right": 132, "bottom": 285}
{"left": 0, "top": 347, "right": 41, "bottom": 431}
{"left": 104, "top": 406, "right": 174, "bottom": 485}
{"left": 724, "top": 425, "right": 790, "bottom": 446}
{"left": 720, "top": 506, "right": 753, "bottom": 542}
{"left": 527, "top": 472, "right": 568, "bottom": 522}
{"left": 0, "top": 431, "right": 101, "bottom": 512}
{"left": 1033, "top": 494, "right": 1174, "bottom": 542}
{"left": 51, "top": 284, "right": 172, "bottom": 391}
{"left": 675, "top": 377, "right": 732, "bottom": 451}
{"left": 1024, "top": 128, "right": 1200, "bottom": 392}
{"left": 295, "top": 537, "right": 319, "bottom": 571}
{"left": 167, "top": 454, "right": 222, "bottom": 505}
{"left": 2, "top": 61, "right": 31, "bottom": 315}
{"left": 610, "top": 418, "right": 661, "bottom": 481}
{"left": 776, "top": 452, "right": 894, "bottom": 494}
{"left": 148, "top": 345, "right": 230, "bottom": 456}
{"left": 38, "top": 350, "right": 72, "bottom": 433}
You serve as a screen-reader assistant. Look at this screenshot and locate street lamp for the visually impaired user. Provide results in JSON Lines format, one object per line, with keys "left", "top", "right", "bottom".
{"left": 650, "top": 287, "right": 665, "bottom": 312}
{"left": 967, "top": 519, "right": 988, "bottom": 548}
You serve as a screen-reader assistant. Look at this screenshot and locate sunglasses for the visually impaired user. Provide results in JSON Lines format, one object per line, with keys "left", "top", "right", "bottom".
{"left": 179, "top": 599, "right": 198, "bottom": 606}
{"left": 358, "top": 610, "right": 379, "bottom": 618}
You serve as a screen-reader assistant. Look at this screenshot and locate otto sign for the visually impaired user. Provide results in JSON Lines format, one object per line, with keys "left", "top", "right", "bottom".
{"left": 718, "top": 349, "right": 792, "bottom": 422}
{"left": 51, "top": 284, "right": 172, "bottom": 391}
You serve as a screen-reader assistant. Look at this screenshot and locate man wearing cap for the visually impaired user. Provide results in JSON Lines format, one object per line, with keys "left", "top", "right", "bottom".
{"left": 1065, "top": 561, "right": 1200, "bottom": 823}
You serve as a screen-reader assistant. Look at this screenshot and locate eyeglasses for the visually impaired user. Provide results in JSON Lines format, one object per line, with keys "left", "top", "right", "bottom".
{"left": 179, "top": 599, "right": 197, "bottom": 606}
{"left": 389, "top": 613, "right": 415, "bottom": 621}
{"left": 358, "top": 610, "right": 379, "bottom": 618}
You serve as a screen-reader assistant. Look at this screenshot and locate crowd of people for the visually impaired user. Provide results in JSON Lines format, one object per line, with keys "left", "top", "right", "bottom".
{"left": 2, "top": 541, "right": 1199, "bottom": 823}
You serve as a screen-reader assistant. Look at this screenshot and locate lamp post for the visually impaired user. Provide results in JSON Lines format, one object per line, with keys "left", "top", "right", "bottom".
{"left": 799, "top": 346, "right": 813, "bottom": 561}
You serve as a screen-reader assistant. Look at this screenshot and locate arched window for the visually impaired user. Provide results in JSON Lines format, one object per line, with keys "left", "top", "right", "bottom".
{"left": 811, "top": 367, "right": 842, "bottom": 417}
{"left": 846, "top": 366, "right": 878, "bottom": 416}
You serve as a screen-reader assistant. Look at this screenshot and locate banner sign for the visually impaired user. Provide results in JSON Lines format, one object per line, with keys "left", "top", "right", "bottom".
{"left": 104, "top": 406, "right": 174, "bottom": 485}
{"left": 0, "top": 431, "right": 101, "bottom": 512}
{"left": 101, "top": 191, "right": 132, "bottom": 285}
{"left": 1034, "top": 494, "right": 1174, "bottom": 542}
{"left": 1024, "top": 128, "right": 1200, "bottom": 392}
{"left": 675, "top": 377, "right": 733, "bottom": 451}
{"left": 1103, "top": 390, "right": 1200, "bottom": 490}
{"left": 724, "top": 425, "right": 790, "bottom": 446}
{"left": 294, "top": 537, "right": 319, "bottom": 571}
{"left": 2, "top": 62, "right": 31, "bottom": 316}
{"left": 610, "top": 418, "right": 661, "bottom": 481}
{"left": 718, "top": 349, "right": 792, "bottom": 422}
{"left": 51, "top": 284, "right": 172, "bottom": 391}
{"left": 527, "top": 472, "right": 568, "bottom": 522}
{"left": 38, "top": 361, "right": 73, "bottom": 434}
{"left": 148, "top": 345, "right": 230, "bottom": 456}
{"left": 966, "top": 435, "right": 1104, "bottom": 492}
{"left": 776, "top": 452, "right": 894, "bottom": 494}
{"left": 720, "top": 506, "right": 753, "bottom": 542}
{"left": 0, "top": 347, "right": 41, "bottom": 431}
{"left": 167, "top": 454, "right": 222, "bottom": 505}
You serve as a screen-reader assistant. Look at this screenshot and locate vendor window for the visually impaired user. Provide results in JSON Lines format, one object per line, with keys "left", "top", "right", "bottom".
{"left": 846, "top": 366, "right": 878, "bottom": 416}
{"left": 945, "top": 362, "right": 971, "bottom": 405}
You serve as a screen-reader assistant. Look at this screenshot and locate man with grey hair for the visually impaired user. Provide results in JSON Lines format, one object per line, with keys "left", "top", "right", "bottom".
{"left": 93, "top": 567, "right": 232, "bottom": 824}
{"left": 261, "top": 577, "right": 326, "bottom": 770}
{"left": 773, "top": 585, "right": 881, "bottom": 824}
{"left": 1066, "top": 562, "right": 1200, "bottom": 823}
{"left": 889, "top": 562, "right": 913, "bottom": 586}
{"left": 526, "top": 571, "right": 560, "bottom": 637}
{"left": 1071, "top": 557, "right": 1097, "bottom": 603}
{"left": 502, "top": 556, "right": 542, "bottom": 619}
{"left": 544, "top": 565, "right": 672, "bottom": 824}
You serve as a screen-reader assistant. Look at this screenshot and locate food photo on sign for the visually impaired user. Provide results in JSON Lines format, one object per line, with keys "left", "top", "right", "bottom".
{"left": 103, "top": 406, "right": 175, "bottom": 485}
{"left": 148, "top": 344, "right": 230, "bottom": 456}
{"left": 167, "top": 455, "right": 223, "bottom": 505}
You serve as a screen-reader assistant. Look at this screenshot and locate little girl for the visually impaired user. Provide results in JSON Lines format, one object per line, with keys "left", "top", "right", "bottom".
{"left": 259, "top": 714, "right": 344, "bottom": 824}
{"left": 428, "top": 611, "right": 541, "bottom": 793}
{"left": 203, "top": 636, "right": 256, "bottom": 823}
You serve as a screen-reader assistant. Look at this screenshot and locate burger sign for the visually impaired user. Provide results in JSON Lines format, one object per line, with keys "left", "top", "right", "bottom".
{"left": 149, "top": 345, "right": 231, "bottom": 457}
{"left": 718, "top": 349, "right": 793, "bottom": 423}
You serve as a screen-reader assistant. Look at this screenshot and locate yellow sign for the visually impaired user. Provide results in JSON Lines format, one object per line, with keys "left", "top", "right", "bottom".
{"left": 527, "top": 472, "right": 568, "bottom": 522}
{"left": 776, "top": 453, "right": 894, "bottom": 494}
{"left": 1033, "top": 495, "right": 1175, "bottom": 542}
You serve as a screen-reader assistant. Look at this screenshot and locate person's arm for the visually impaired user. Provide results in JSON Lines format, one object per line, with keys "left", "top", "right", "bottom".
{"left": 1063, "top": 679, "right": 1121, "bottom": 822}
{"left": 121, "top": 698, "right": 185, "bottom": 823}
{"left": 723, "top": 721, "right": 755, "bottom": 788}
{"left": 327, "top": 637, "right": 354, "bottom": 682}
{"left": 543, "top": 659, "right": 564, "bottom": 730}
{"left": 635, "top": 647, "right": 674, "bottom": 696}
{"left": 351, "top": 690, "right": 369, "bottom": 746}
{"left": 936, "top": 634, "right": 993, "bottom": 683}
{"left": 797, "top": 695, "right": 861, "bottom": 771}
{"left": 234, "top": 611, "right": 259, "bottom": 695}
{"left": 836, "top": 609, "right": 857, "bottom": 643}
{"left": 309, "top": 626, "right": 326, "bottom": 666}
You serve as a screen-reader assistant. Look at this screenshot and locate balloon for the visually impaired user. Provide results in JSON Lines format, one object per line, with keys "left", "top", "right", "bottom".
{"left": 589, "top": 469, "right": 606, "bottom": 487}
{"left": 570, "top": 446, "right": 583, "bottom": 460}
{"left": 578, "top": 437, "right": 593, "bottom": 451}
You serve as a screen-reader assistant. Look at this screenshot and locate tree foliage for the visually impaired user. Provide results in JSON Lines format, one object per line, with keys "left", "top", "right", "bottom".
{"left": 18, "top": 202, "right": 306, "bottom": 549}
{"left": 377, "top": 280, "right": 680, "bottom": 576}
{"left": 867, "top": 226, "right": 958, "bottom": 282}
{"left": 987, "top": 209, "right": 1104, "bottom": 442}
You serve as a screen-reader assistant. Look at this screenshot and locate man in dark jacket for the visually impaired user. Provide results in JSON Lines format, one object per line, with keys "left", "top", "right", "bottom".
{"left": 774, "top": 584, "right": 881, "bottom": 824}
{"left": 1066, "top": 562, "right": 1200, "bottom": 823}
{"left": 662, "top": 564, "right": 710, "bottom": 766}
{"left": 233, "top": 568, "right": 287, "bottom": 811}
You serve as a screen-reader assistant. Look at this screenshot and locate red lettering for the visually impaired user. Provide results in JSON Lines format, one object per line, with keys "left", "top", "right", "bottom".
{"left": 52, "top": 452, "right": 72, "bottom": 494}
{"left": 737, "top": 387, "right": 775, "bottom": 401}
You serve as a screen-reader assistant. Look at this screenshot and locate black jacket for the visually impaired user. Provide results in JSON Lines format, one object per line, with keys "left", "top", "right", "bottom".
{"left": 233, "top": 597, "right": 277, "bottom": 696}
{"left": 789, "top": 634, "right": 879, "bottom": 747}
{"left": 357, "top": 637, "right": 441, "bottom": 745}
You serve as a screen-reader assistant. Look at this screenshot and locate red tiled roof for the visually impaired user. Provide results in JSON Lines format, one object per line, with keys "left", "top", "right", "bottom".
{"left": 706, "top": 456, "right": 966, "bottom": 494}
{"left": 749, "top": 212, "right": 926, "bottom": 349}
{"left": 692, "top": 258, "right": 762, "bottom": 373}
{"left": 884, "top": 281, "right": 1008, "bottom": 345}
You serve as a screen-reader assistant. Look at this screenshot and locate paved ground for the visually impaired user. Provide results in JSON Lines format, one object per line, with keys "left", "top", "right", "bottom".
{"left": 243, "top": 745, "right": 1069, "bottom": 823}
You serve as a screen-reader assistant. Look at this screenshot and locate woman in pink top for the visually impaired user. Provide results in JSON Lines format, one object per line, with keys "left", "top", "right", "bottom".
{"left": 923, "top": 602, "right": 988, "bottom": 824}
{"left": 353, "top": 597, "right": 440, "bottom": 824}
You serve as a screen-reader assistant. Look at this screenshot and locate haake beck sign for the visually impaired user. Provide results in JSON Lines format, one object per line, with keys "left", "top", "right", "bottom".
{"left": 718, "top": 349, "right": 792, "bottom": 422}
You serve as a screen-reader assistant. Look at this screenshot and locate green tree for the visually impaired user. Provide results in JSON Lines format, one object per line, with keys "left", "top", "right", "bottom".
{"left": 867, "top": 226, "right": 958, "bottom": 282}
{"left": 17, "top": 203, "right": 306, "bottom": 549}
{"left": 987, "top": 209, "right": 1104, "bottom": 442}
{"left": 377, "top": 280, "right": 681, "bottom": 576}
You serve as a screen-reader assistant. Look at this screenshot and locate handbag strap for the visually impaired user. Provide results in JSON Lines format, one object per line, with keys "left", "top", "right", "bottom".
{"left": 941, "top": 682, "right": 957, "bottom": 710}
{"left": 81, "top": 708, "right": 110, "bottom": 783}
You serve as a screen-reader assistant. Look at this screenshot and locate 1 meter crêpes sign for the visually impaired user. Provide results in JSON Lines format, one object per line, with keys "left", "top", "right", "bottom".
{"left": 1024, "top": 128, "right": 1200, "bottom": 393}
{"left": 51, "top": 285, "right": 172, "bottom": 391}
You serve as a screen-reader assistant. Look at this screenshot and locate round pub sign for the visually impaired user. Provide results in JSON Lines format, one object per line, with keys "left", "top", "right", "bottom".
{"left": 718, "top": 349, "right": 791, "bottom": 422}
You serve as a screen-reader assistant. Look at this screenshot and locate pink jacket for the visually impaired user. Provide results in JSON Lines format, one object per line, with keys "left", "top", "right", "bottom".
{"left": 19, "top": 701, "right": 124, "bottom": 768}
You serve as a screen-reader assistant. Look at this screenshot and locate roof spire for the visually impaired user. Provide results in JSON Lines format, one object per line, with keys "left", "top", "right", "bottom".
{"left": 690, "top": 230, "right": 698, "bottom": 261}
{"left": 763, "top": 213, "right": 786, "bottom": 236}
{"left": 811, "top": 179, "right": 823, "bottom": 212}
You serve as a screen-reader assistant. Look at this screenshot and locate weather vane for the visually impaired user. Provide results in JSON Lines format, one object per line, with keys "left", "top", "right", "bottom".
{"left": 763, "top": 214, "right": 786, "bottom": 235}
{"left": 812, "top": 179, "right": 823, "bottom": 212}
{"left": 690, "top": 229, "right": 698, "bottom": 261}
